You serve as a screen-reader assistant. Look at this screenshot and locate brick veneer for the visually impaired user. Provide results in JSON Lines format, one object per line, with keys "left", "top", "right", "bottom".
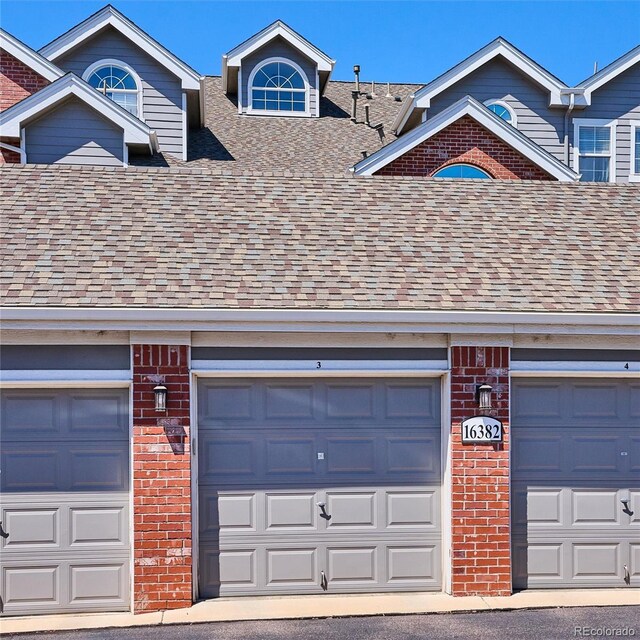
{"left": 0, "top": 50, "right": 50, "bottom": 110}
{"left": 0, "top": 147, "right": 21, "bottom": 165}
{"left": 450, "top": 346, "right": 511, "bottom": 596}
{"left": 132, "top": 344, "right": 192, "bottom": 612}
{"left": 377, "top": 116, "right": 553, "bottom": 180}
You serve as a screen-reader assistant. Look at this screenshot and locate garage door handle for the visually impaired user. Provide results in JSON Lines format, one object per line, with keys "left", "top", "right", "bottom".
{"left": 320, "top": 570, "right": 328, "bottom": 591}
{"left": 623, "top": 565, "right": 630, "bottom": 585}
{"left": 0, "top": 522, "right": 8, "bottom": 539}
{"left": 621, "top": 500, "right": 634, "bottom": 516}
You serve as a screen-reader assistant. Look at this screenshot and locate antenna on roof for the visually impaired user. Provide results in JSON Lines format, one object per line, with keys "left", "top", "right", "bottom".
{"left": 594, "top": 61, "right": 598, "bottom": 74}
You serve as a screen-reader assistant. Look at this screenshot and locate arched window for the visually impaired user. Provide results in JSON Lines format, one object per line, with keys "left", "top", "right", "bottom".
{"left": 484, "top": 100, "right": 516, "bottom": 126}
{"left": 84, "top": 60, "right": 141, "bottom": 118}
{"left": 433, "top": 164, "right": 492, "bottom": 179}
{"left": 249, "top": 59, "right": 307, "bottom": 114}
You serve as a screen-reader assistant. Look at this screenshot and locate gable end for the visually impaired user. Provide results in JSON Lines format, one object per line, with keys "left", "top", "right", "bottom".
{"left": 376, "top": 116, "right": 554, "bottom": 180}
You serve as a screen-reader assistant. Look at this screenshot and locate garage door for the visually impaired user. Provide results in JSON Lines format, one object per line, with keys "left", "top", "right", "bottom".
{"left": 0, "top": 388, "right": 130, "bottom": 615}
{"left": 198, "top": 377, "right": 441, "bottom": 597}
{"left": 512, "top": 378, "right": 639, "bottom": 588}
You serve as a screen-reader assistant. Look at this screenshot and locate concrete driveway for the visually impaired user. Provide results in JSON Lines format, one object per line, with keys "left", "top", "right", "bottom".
{"left": 4, "top": 606, "right": 639, "bottom": 640}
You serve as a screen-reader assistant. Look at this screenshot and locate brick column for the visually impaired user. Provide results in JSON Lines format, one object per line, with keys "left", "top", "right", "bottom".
{"left": 132, "top": 345, "right": 192, "bottom": 612}
{"left": 450, "top": 346, "right": 511, "bottom": 596}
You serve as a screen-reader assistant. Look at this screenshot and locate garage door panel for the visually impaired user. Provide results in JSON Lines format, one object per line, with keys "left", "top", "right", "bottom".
{"left": 571, "top": 437, "right": 621, "bottom": 473}
{"left": 68, "top": 392, "right": 128, "bottom": 435}
{"left": 325, "top": 492, "right": 376, "bottom": 528}
{"left": 265, "top": 493, "right": 318, "bottom": 530}
{"left": 200, "top": 435, "right": 256, "bottom": 480}
{"left": 513, "top": 436, "right": 563, "bottom": 473}
{"left": 386, "top": 490, "right": 437, "bottom": 528}
{"left": 2, "top": 565, "right": 60, "bottom": 609}
{"left": 69, "top": 506, "right": 127, "bottom": 546}
{"left": 325, "top": 437, "right": 376, "bottom": 474}
{"left": 265, "top": 438, "right": 316, "bottom": 475}
{"left": 384, "top": 383, "right": 437, "bottom": 420}
{"left": 2, "top": 509, "right": 60, "bottom": 549}
{"left": 198, "top": 377, "right": 441, "bottom": 597}
{"left": 69, "top": 448, "right": 128, "bottom": 491}
{"left": 512, "top": 378, "right": 637, "bottom": 589}
{"left": 572, "top": 491, "right": 620, "bottom": 525}
{"left": 1, "top": 449, "right": 60, "bottom": 492}
{"left": 1, "top": 394, "right": 58, "bottom": 433}
{"left": 327, "top": 546, "right": 377, "bottom": 584}
{"left": 573, "top": 544, "right": 620, "bottom": 578}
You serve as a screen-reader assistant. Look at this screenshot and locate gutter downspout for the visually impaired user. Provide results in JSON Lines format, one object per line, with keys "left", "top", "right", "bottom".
{"left": 564, "top": 91, "right": 576, "bottom": 166}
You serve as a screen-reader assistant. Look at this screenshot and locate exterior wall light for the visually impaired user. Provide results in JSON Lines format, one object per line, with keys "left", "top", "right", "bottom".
{"left": 154, "top": 384, "right": 168, "bottom": 412}
{"left": 477, "top": 384, "right": 493, "bottom": 411}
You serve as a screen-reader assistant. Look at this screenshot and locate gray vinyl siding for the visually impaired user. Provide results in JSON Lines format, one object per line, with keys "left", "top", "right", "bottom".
{"left": 240, "top": 37, "right": 319, "bottom": 117}
{"left": 571, "top": 61, "right": 640, "bottom": 181}
{"left": 55, "top": 26, "right": 184, "bottom": 158}
{"left": 25, "top": 97, "right": 123, "bottom": 166}
{"left": 427, "top": 57, "right": 566, "bottom": 161}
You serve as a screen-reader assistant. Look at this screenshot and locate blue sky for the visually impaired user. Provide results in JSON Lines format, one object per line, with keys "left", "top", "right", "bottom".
{"left": 2, "top": 1, "right": 639, "bottom": 85}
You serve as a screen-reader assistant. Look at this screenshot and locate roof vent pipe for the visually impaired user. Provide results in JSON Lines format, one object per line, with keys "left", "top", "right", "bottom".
{"left": 385, "top": 82, "right": 393, "bottom": 98}
{"left": 351, "top": 90, "right": 359, "bottom": 122}
{"left": 364, "top": 104, "right": 371, "bottom": 126}
{"left": 353, "top": 64, "right": 361, "bottom": 93}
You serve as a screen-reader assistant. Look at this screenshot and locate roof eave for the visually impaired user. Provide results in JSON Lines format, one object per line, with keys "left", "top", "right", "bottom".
{"left": 0, "top": 28, "right": 64, "bottom": 82}
{"left": 0, "top": 73, "right": 153, "bottom": 146}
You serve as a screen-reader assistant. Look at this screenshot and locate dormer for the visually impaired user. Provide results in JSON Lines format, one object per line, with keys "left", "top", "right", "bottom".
{"left": 222, "top": 20, "right": 335, "bottom": 118}
{"left": 38, "top": 5, "right": 202, "bottom": 160}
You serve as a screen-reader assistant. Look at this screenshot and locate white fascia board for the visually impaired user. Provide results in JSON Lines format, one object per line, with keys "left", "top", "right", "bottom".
{"left": 394, "top": 38, "right": 568, "bottom": 135}
{"left": 413, "top": 39, "right": 567, "bottom": 110}
{"left": 390, "top": 92, "right": 417, "bottom": 134}
{"left": 577, "top": 45, "right": 640, "bottom": 103}
{"left": 0, "top": 74, "right": 152, "bottom": 146}
{"left": 1, "top": 308, "right": 638, "bottom": 336}
{"left": 39, "top": 5, "right": 201, "bottom": 90}
{"left": 353, "top": 96, "right": 579, "bottom": 181}
{"left": 0, "top": 28, "right": 64, "bottom": 82}
{"left": 225, "top": 20, "right": 335, "bottom": 73}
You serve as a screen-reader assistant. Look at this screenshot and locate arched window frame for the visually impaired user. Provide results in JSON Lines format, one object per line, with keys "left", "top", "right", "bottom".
{"left": 83, "top": 59, "right": 143, "bottom": 120}
{"left": 247, "top": 57, "right": 310, "bottom": 117}
{"left": 483, "top": 99, "right": 517, "bottom": 127}
{"left": 432, "top": 163, "right": 493, "bottom": 179}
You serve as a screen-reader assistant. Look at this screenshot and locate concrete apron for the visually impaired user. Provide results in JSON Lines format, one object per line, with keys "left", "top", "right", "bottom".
{"left": 2, "top": 590, "right": 639, "bottom": 635}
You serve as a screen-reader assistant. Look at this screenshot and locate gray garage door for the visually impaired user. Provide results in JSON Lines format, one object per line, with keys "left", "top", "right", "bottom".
{"left": 0, "top": 388, "right": 130, "bottom": 616}
{"left": 198, "top": 378, "right": 441, "bottom": 597}
{"left": 512, "top": 378, "right": 639, "bottom": 589}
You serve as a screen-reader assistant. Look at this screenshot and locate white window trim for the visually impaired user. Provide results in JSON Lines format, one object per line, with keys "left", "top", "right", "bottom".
{"left": 246, "top": 56, "right": 311, "bottom": 117}
{"left": 483, "top": 99, "right": 517, "bottom": 127}
{"left": 432, "top": 163, "right": 493, "bottom": 179}
{"left": 573, "top": 117, "right": 617, "bottom": 183}
{"left": 83, "top": 58, "right": 144, "bottom": 121}
{"left": 629, "top": 120, "right": 640, "bottom": 182}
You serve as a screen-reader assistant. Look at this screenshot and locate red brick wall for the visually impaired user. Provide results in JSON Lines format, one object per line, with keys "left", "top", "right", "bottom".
{"left": 0, "top": 51, "right": 50, "bottom": 110}
{"left": 0, "top": 147, "right": 21, "bottom": 164}
{"left": 450, "top": 346, "right": 511, "bottom": 596}
{"left": 132, "top": 344, "right": 192, "bottom": 613}
{"left": 377, "top": 116, "right": 553, "bottom": 180}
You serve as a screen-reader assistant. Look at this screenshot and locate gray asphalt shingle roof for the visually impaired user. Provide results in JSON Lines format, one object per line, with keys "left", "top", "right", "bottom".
{"left": 2, "top": 164, "right": 638, "bottom": 312}
{"left": 132, "top": 77, "right": 418, "bottom": 171}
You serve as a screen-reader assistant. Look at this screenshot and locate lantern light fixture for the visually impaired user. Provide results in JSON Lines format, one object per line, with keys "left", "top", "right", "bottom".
{"left": 477, "top": 383, "right": 493, "bottom": 411}
{"left": 154, "top": 384, "right": 167, "bottom": 412}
